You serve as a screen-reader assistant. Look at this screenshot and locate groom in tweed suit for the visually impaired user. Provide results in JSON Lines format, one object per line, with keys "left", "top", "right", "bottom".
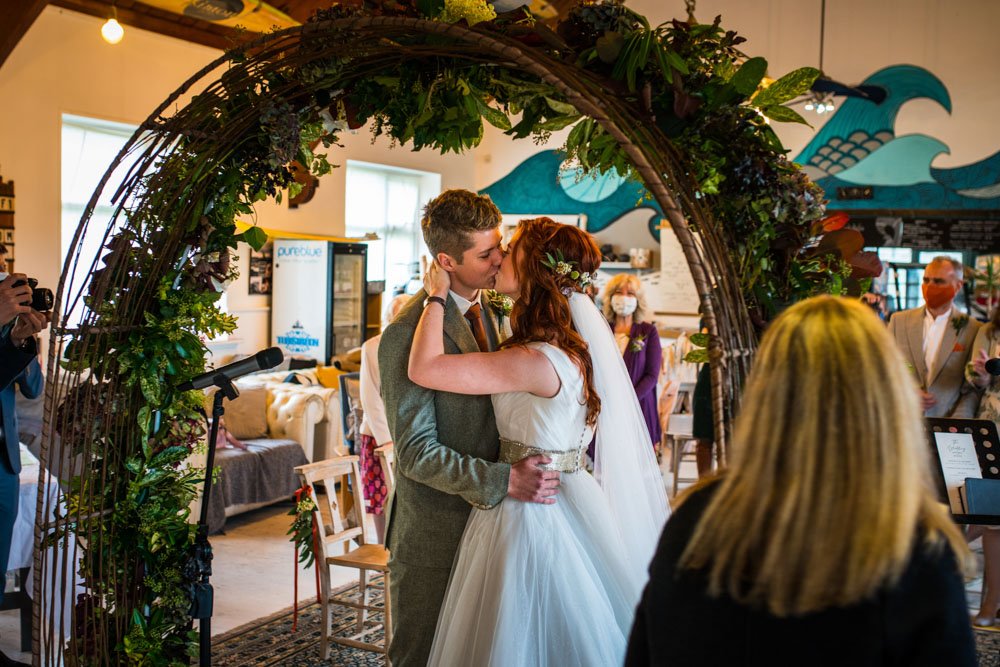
{"left": 379, "top": 191, "right": 557, "bottom": 666}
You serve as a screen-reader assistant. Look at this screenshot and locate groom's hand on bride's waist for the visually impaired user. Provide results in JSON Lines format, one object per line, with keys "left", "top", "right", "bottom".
{"left": 507, "top": 455, "right": 561, "bottom": 505}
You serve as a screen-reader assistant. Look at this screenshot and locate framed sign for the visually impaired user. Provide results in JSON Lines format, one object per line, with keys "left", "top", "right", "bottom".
{"left": 248, "top": 240, "right": 273, "bottom": 295}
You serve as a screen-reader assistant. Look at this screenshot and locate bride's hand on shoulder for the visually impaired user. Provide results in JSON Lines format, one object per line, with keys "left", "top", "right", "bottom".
{"left": 424, "top": 260, "right": 450, "bottom": 298}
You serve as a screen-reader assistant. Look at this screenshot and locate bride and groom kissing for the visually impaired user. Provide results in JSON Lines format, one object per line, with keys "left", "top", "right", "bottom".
{"left": 378, "top": 189, "right": 669, "bottom": 666}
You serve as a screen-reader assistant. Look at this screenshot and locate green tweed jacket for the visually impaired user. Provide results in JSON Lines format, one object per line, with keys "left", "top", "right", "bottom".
{"left": 378, "top": 289, "right": 511, "bottom": 567}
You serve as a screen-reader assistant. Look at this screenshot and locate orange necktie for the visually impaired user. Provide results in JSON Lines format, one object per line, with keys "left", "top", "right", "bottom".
{"left": 465, "top": 303, "right": 490, "bottom": 353}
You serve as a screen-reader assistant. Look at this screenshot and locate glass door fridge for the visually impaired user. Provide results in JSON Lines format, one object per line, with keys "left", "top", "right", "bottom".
{"left": 272, "top": 239, "right": 367, "bottom": 363}
{"left": 330, "top": 242, "right": 367, "bottom": 357}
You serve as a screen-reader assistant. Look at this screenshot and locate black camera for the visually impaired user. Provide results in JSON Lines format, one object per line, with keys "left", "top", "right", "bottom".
{"left": 14, "top": 278, "right": 54, "bottom": 312}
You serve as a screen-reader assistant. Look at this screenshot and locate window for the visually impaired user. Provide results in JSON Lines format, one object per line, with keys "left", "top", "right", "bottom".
{"left": 344, "top": 161, "right": 440, "bottom": 306}
{"left": 61, "top": 114, "right": 138, "bottom": 327}
{"left": 61, "top": 114, "right": 231, "bottom": 336}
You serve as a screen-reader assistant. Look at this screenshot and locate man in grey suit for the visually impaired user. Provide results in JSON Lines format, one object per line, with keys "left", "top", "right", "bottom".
{"left": 888, "top": 256, "right": 981, "bottom": 418}
{"left": 378, "top": 190, "right": 559, "bottom": 666}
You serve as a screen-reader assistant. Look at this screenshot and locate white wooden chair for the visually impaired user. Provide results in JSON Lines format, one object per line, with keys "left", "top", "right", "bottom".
{"left": 295, "top": 456, "right": 391, "bottom": 662}
{"left": 664, "top": 413, "right": 697, "bottom": 497}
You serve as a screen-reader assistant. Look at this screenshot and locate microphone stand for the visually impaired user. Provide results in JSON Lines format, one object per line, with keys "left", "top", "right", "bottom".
{"left": 188, "top": 374, "right": 239, "bottom": 667}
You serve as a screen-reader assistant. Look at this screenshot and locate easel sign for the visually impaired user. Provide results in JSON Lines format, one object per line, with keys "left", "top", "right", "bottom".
{"left": 926, "top": 418, "right": 1000, "bottom": 525}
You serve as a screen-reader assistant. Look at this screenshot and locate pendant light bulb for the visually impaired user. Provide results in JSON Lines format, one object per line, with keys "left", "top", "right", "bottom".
{"left": 101, "top": 7, "right": 124, "bottom": 44}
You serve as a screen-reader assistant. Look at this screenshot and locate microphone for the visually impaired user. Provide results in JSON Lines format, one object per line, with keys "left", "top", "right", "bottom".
{"left": 986, "top": 358, "right": 1000, "bottom": 376}
{"left": 178, "top": 347, "right": 284, "bottom": 391}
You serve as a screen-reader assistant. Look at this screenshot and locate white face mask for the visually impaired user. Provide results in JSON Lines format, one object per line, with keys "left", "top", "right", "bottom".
{"left": 611, "top": 294, "right": 638, "bottom": 317}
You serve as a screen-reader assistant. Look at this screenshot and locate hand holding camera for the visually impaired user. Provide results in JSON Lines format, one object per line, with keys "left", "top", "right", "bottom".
{"left": 0, "top": 272, "right": 53, "bottom": 348}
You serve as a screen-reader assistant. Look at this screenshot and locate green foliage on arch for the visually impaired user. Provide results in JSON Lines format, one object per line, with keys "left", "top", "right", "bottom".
{"left": 52, "top": 1, "right": 872, "bottom": 663}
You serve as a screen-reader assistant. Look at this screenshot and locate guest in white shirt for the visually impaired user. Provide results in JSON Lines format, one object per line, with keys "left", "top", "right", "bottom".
{"left": 358, "top": 294, "right": 411, "bottom": 543}
{"left": 887, "top": 256, "right": 981, "bottom": 418}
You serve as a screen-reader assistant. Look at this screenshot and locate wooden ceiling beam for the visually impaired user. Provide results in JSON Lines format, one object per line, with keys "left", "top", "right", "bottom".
{"left": 49, "top": 0, "right": 253, "bottom": 52}
{"left": 1, "top": 0, "right": 51, "bottom": 70}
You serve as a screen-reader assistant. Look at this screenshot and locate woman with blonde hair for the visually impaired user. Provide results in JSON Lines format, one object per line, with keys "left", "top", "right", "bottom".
{"left": 600, "top": 273, "right": 662, "bottom": 448}
{"left": 626, "top": 295, "right": 975, "bottom": 666}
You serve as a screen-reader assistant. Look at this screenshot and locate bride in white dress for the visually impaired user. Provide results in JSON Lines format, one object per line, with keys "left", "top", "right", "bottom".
{"left": 408, "top": 217, "right": 670, "bottom": 666}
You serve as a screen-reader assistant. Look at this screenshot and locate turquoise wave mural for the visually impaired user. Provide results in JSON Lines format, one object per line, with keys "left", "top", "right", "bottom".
{"left": 483, "top": 64, "right": 998, "bottom": 239}
{"left": 795, "top": 64, "right": 1000, "bottom": 210}
{"left": 479, "top": 151, "right": 664, "bottom": 241}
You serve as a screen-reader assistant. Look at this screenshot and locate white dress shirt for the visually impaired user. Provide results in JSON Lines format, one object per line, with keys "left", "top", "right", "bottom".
{"left": 450, "top": 289, "right": 498, "bottom": 351}
{"left": 359, "top": 335, "right": 393, "bottom": 445}
{"left": 923, "top": 306, "right": 953, "bottom": 379}
{"left": 449, "top": 289, "right": 478, "bottom": 316}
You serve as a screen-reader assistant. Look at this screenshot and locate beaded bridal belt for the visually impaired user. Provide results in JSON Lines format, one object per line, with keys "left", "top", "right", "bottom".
{"left": 498, "top": 437, "right": 587, "bottom": 473}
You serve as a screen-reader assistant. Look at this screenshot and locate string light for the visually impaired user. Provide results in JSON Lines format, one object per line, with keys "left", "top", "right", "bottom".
{"left": 101, "top": 6, "right": 124, "bottom": 45}
{"left": 804, "top": 94, "right": 835, "bottom": 115}
{"left": 802, "top": 0, "right": 835, "bottom": 116}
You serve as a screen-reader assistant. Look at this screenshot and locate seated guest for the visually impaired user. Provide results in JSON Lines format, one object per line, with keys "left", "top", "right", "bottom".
{"left": 600, "top": 274, "right": 661, "bottom": 449}
{"left": 358, "top": 294, "right": 410, "bottom": 543}
{"left": 626, "top": 296, "right": 975, "bottom": 667}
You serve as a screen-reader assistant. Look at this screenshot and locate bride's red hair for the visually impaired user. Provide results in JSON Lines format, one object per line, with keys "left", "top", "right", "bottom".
{"left": 502, "top": 218, "right": 602, "bottom": 426}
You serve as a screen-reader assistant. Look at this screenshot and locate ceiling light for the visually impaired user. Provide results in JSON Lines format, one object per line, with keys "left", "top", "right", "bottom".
{"left": 101, "top": 7, "right": 124, "bottom": 44}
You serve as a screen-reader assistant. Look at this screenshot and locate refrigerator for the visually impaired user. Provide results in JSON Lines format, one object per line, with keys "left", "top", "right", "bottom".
{"left": 271, "top": 240, "right": 368, "bottom": 363}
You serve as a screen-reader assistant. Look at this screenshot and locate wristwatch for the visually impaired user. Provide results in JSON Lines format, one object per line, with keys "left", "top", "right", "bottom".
{"left": 423, "top": 295, "right": 446, "bottom": 309}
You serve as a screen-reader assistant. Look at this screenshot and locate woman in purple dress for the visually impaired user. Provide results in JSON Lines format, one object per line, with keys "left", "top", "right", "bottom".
{"left": 601, "top": 274, "right": 662, "bottom": 449}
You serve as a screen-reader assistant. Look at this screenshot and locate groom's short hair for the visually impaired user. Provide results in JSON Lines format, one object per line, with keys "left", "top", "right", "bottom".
{"left": 422, "top": 189, "right": 501, "bottom": 263}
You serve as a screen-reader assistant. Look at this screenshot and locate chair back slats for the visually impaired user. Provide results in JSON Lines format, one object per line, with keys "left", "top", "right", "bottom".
{"left": 295, "top": 455, "right": 368, "bottom": 556}
{"left": 322, "top": 526, "right": 363, "bottom": 549}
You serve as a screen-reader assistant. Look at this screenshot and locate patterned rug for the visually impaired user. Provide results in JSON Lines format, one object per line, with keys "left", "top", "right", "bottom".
{"left": 213, "top": 578, "right": 386, "bottom": 666}
{"left": 214, "top": 578, "right": 1000, "bottom": 666}
{"left": 978, "top": 626, "right": 1000, "bottom": 667}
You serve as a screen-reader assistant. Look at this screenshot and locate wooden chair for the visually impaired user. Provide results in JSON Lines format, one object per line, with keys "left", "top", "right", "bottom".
{"left": 295, "top": 456, "right": 391, "bottom": 662}
{"left": 664, "top": 413, "right": 697, "bottom": 497}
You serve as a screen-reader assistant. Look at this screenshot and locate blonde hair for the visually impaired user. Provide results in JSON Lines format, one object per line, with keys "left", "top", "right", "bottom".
{"left": 679, "top": 296, "right": 966, "bottom": 616}
{"left": 600, "top": 273, "right": 649, "bottom": 322}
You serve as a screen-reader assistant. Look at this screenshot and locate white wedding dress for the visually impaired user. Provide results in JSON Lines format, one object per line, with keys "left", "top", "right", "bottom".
{"left": 427, "top": 342, "right": 647, "bottom": 667}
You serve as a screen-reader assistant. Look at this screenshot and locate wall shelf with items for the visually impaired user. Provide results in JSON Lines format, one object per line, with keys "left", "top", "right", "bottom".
{"left": 0, "top": 175, "right": 14, "bottom": 274}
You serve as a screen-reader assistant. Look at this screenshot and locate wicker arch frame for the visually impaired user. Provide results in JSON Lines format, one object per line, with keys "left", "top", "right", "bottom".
{"left": 34, "top": 16, "right": 757, "bottom": 664}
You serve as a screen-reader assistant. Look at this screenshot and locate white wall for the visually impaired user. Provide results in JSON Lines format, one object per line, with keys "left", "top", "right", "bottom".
{"left": 4, "top": 2, "right": 1000, "bottom": 354}
{"left": 627, "top": 0, "right": 1000, "bottom": 165}
{"left": 0, "top": 7, "right": 477, "bottom": 358}
{"left": 0, "top": 8, "right": 223, "bottom": 352}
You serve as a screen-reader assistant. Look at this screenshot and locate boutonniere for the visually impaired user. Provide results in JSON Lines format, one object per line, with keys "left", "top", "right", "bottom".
{"left": 951, "top": 314, "right": 969, "bottom": 336}
{"left": 629, "top": 334, "right": 647, "bottom": 353}
{"left": 485, "top": 290, "right": 513, "bottom": 327}
{"left": 953, "top": 342, "right": 966, "bottom": 353}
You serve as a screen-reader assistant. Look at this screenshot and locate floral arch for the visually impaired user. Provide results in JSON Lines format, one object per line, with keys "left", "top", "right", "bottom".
{"left": 33, "top": 2, "right": 859, "bottom": 663}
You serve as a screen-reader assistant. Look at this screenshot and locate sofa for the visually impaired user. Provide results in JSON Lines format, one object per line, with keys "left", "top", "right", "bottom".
{"left": 195, "top": 384, "right": 325, "bottom": 533}
{"left": 240, "top": 367, "right": 349, "bottom": 460}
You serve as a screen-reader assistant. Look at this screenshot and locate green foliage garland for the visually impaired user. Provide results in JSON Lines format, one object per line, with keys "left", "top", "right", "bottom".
{"left": 50, "top": 1, "right": 865, "bottom": 662}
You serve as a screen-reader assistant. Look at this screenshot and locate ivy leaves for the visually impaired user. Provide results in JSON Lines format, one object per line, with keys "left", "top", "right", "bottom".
{"left": 238, "top": 225, "right": 268, "bottom": 251}
{"left": 751, "top": 66, "right": 821, "bottom": 125}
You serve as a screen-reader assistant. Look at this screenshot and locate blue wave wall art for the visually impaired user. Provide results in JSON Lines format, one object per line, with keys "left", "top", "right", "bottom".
{"left": 795, "top": 64, "right": 1000, "bottom": 210}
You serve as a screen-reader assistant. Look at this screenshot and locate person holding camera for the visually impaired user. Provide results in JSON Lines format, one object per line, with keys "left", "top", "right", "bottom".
{"left": 0, "top": 273, "right": 49, "bottom": 667}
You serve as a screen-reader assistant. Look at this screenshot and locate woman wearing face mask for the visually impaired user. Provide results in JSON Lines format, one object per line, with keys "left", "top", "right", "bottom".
{"left": 601, "top": 274, "right": 662, "bottom": 449}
